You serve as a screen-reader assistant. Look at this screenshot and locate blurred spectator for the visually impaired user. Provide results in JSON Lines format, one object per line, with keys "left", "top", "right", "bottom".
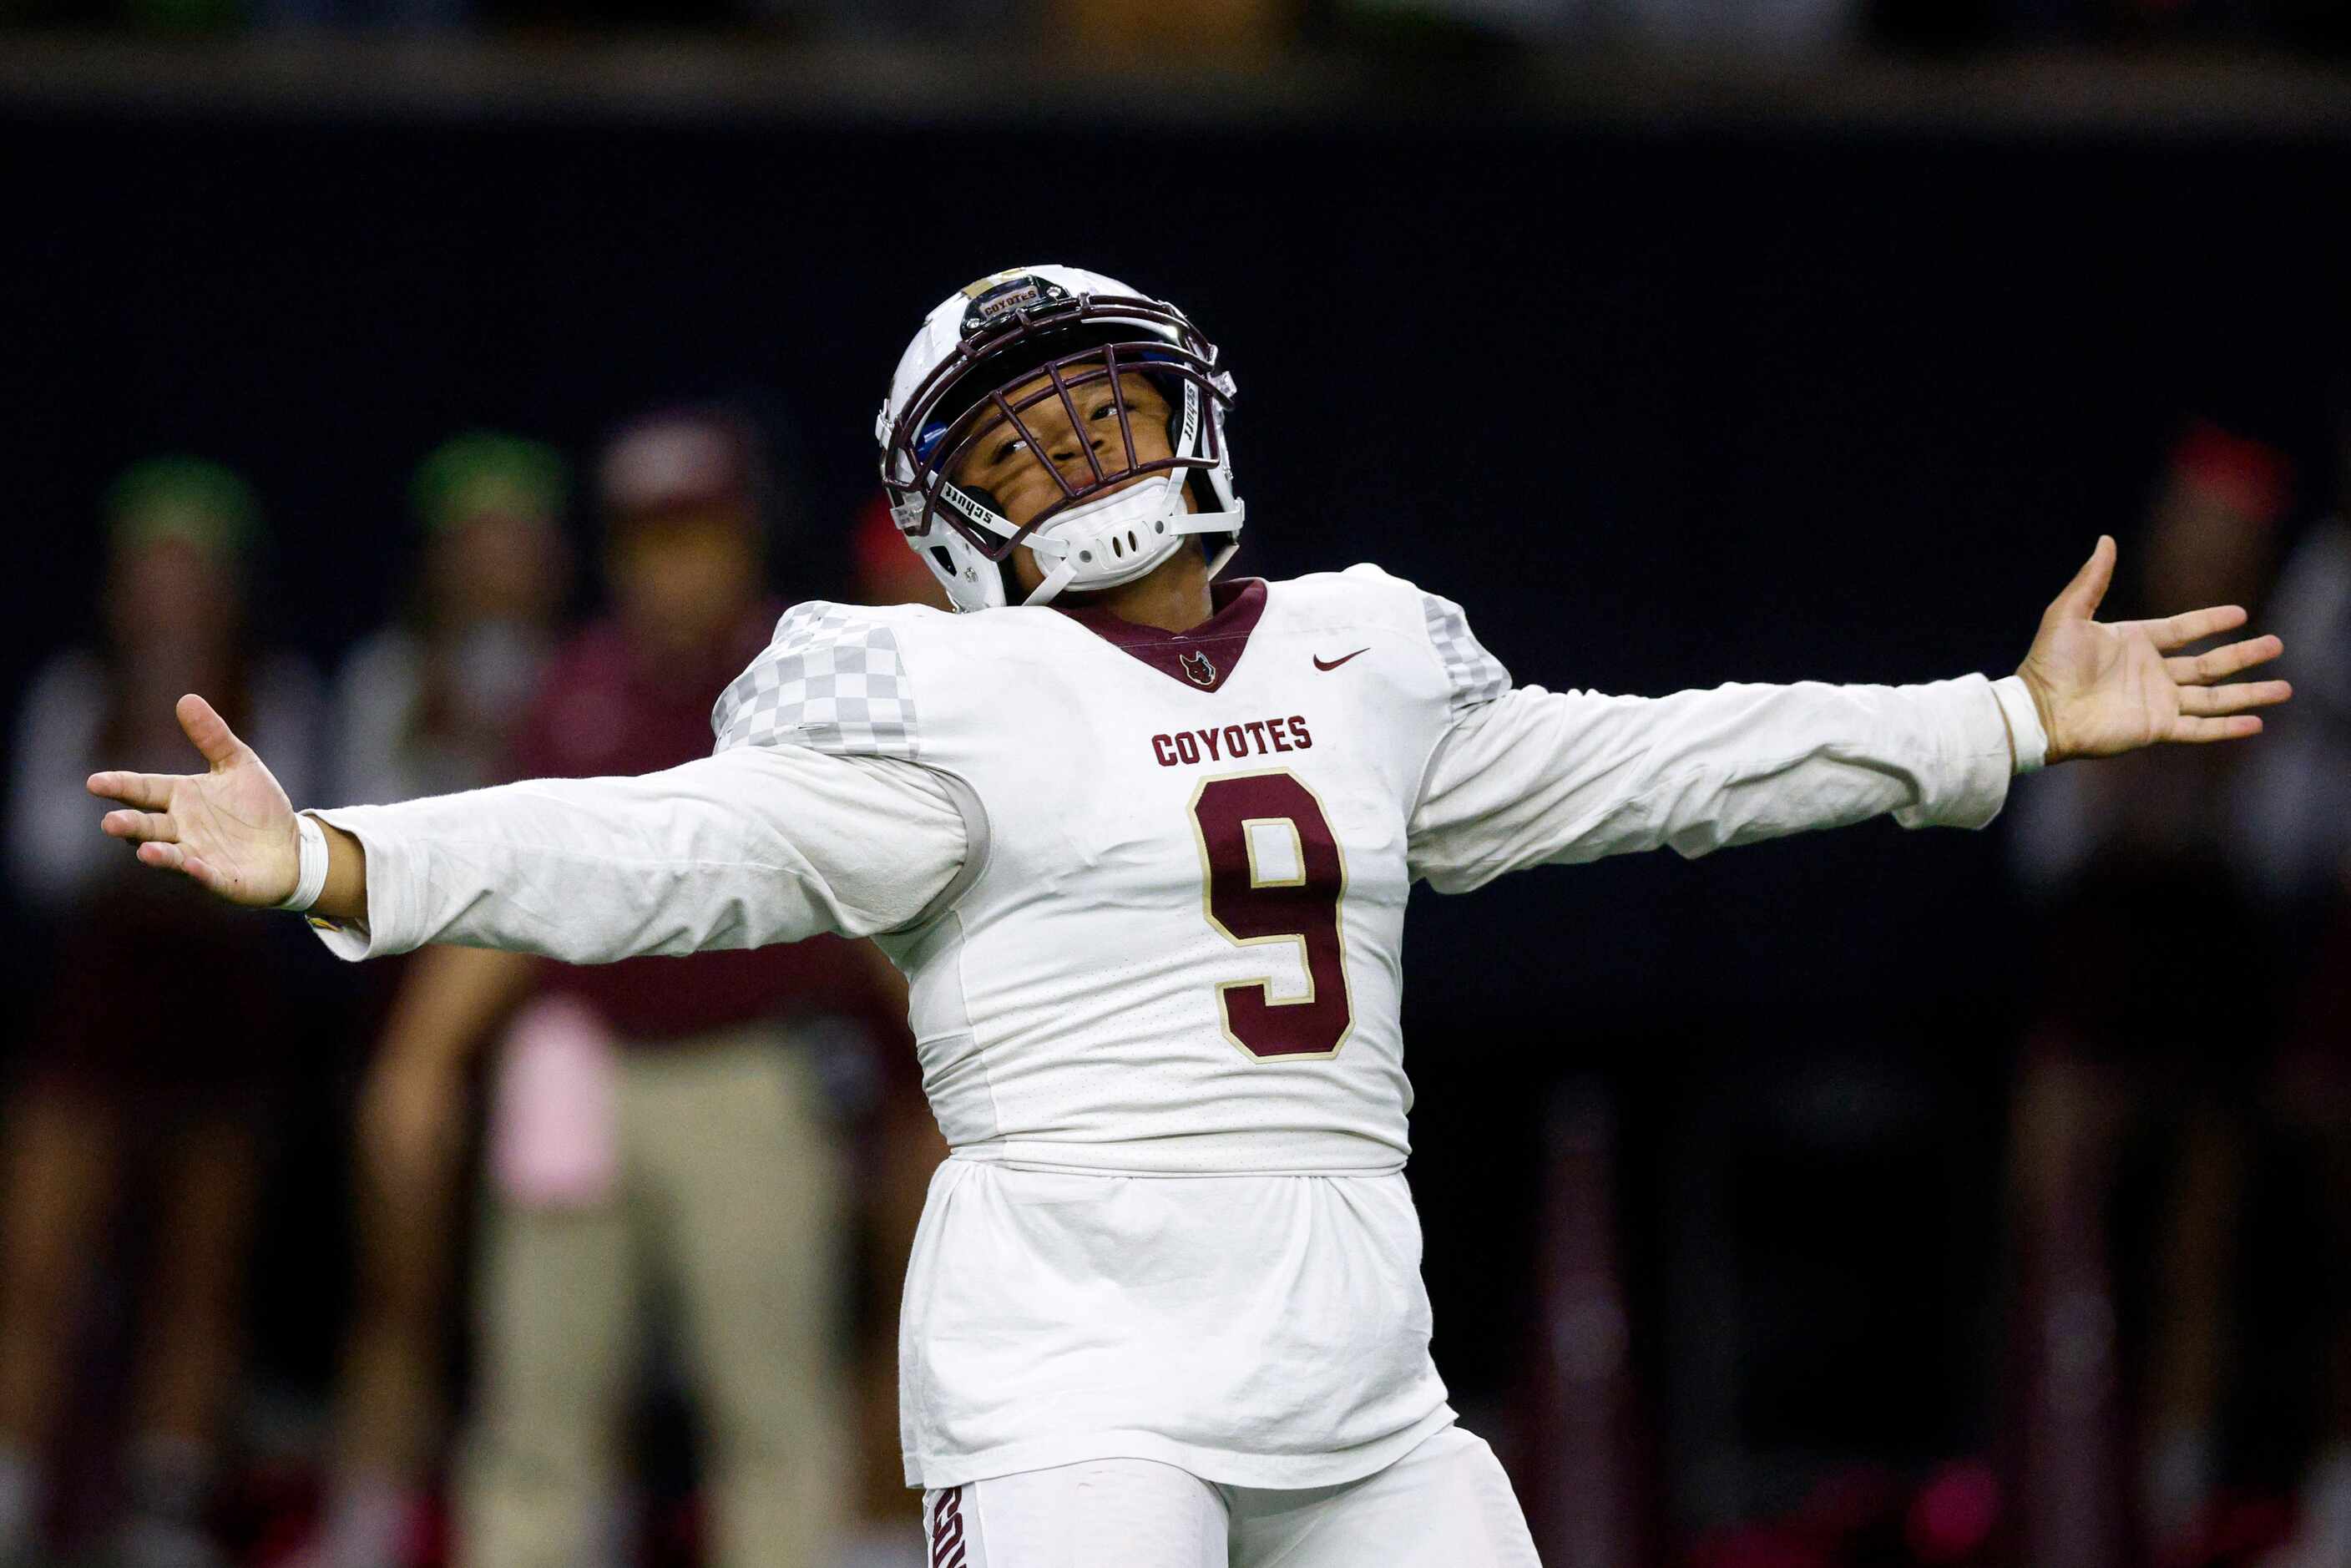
{"left": 2004, "top": 419, "right": 2351, "bottom": 1567}
{"left": 330, "top": 432, "right": 572, "bottom": 807}
{"left": 298, "top": 432, "right": 574, "bottom": 1568}
{"left": 2242, "top": 403, "right": 2351, "bottom": 1568}
{"left": 0, "top": 458, "right": 321, "bottom": 1568}
{"left": 353, "top": 407, "right": 895, "bottom": 1568}
{"left": 2235, "top": 402, "right": 2351, "bottom": 910}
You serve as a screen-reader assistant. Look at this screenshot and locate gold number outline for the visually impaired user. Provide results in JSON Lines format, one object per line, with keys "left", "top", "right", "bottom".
{"left": 1186, "top": 767, "right": 1357, "bottom": 1063}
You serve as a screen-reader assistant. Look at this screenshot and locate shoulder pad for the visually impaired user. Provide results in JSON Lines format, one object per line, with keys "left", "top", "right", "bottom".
{"left": 710, "top": 601, "right": 918, "bottom": 760}
{"left": 1335, "top": 564, "right": 1510, "bottom": 716}
{"left": 1418, "top": 587, "right": 1511, "bottom": 716}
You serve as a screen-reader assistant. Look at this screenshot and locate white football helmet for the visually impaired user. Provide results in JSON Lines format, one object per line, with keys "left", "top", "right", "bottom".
{"left": 876, "top": 265, "right": 1243, "bottom": 612}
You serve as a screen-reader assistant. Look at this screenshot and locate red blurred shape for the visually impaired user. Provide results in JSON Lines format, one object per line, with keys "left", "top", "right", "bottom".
{"left": 1907, "top": 1460, "right": 2001, "bottom": 1563}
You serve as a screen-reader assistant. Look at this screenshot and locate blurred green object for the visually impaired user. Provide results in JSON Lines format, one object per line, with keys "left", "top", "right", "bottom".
{"left": 107, "top": 456, "right": 260, "bottom": 558}
{"left": 411, "top": 431, "right": 570, "bottom": 534}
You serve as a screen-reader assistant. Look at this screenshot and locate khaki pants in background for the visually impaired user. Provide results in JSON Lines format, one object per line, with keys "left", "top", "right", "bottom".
{"left": 458, "top": 1024, "right": 848, "bottom": 1568}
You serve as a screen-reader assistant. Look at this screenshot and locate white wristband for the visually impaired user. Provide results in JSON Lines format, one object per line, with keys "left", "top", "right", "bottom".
{"left": 1990, "top": 674, "right": 2049, "bottom": 775}
{"left": 276, "top": 813, "right": 331, "bottom": 913}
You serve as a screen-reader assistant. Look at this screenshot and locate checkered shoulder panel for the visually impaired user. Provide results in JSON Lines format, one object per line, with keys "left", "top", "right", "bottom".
{"left": 1420, "top": 590, "right": 1512, "bottom": 717}
{"left": 710, "top": 602, "right": 917, "bottom": 760}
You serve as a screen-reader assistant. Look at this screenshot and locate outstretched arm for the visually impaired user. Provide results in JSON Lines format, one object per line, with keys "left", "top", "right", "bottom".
{"left": 1408, "top": 537, "right": 2288, "bottom": 892}
{"left": 88, "top": 695, "right": 971, "bottom": 961}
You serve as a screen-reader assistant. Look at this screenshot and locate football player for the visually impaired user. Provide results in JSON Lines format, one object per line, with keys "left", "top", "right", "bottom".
{"left": 88, "top": 266, "right": 2290, "bottom": 1567}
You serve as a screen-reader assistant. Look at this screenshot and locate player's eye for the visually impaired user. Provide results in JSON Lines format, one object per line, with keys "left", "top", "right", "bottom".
{"left": 991, "top": 436, "right": 1027, "bottom": 465}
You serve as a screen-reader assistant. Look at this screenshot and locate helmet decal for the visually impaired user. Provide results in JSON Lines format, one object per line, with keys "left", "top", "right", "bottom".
{"left": 958, "top": 272, "right": 1072, "bottom": 332}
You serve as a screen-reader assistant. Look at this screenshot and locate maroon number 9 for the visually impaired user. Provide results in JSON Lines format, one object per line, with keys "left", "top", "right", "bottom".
{"left": 1189, "top": 771, "right": 1354, "bottom": 1060}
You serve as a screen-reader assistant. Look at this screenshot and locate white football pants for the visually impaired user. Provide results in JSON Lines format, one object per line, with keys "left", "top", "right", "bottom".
{"left": 921, "top": 1424, "right": 1540, "bottom": 1567}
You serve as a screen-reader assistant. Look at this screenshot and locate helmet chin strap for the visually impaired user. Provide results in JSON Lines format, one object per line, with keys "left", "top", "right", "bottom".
{"left": 1022, "top": 542, "right": 1083, "bottom": 606}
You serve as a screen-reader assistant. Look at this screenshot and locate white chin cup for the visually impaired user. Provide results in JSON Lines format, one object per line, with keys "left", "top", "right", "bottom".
{"left": 1018, "top": 469, "right": 1194, "bottom": 606}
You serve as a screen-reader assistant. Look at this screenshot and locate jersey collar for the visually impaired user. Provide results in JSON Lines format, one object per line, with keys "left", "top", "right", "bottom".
{"left": 1053, "top": 577, "right": 1267, "bottom": 694}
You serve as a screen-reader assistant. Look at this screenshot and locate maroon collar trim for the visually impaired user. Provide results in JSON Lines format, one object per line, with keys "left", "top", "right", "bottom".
{"left": 1053, "top": 577, "right": 1267, "bottom": 693}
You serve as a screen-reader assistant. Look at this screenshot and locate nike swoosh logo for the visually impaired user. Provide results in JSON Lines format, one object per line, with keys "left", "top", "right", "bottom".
{"left": 1313, "top": 649, "right": 1369, "bottom": 671}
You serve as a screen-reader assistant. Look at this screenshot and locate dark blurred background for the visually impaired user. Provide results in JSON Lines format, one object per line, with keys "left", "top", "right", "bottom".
{"left": 2, "top": 8, "right": 2348, "bottom": 1566}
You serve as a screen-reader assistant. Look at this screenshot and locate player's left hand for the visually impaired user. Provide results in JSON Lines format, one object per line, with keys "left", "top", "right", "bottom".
{"left": 2017, "top": 535, "right": 2290, "bottom": 764}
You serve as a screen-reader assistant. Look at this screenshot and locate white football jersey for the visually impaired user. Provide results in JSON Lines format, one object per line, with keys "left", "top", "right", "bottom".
{"left": 712, "top": 566, "right": 1499, "bottom": 1488}
{"left": 713, "top": 565, "right": 1493, "bottom": 1177}
{"left": 311, "top": 561, "right": 2038, "bottom": 1493}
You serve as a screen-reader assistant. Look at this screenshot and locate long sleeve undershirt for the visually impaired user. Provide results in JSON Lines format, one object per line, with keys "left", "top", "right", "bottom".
{"left": 309, "top": 672, "right": 2043, "bottom": 965}
{"left": 309, "top": 744, "right": 969, "bottom": 962}
{"left": 1407, "top": 672, "right": 2040, "bottom": 893}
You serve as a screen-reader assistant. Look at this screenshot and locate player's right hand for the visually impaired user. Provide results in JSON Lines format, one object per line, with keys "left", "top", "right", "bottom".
{"left": 87, "top": 693, "right": 300, "bottom": 907}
